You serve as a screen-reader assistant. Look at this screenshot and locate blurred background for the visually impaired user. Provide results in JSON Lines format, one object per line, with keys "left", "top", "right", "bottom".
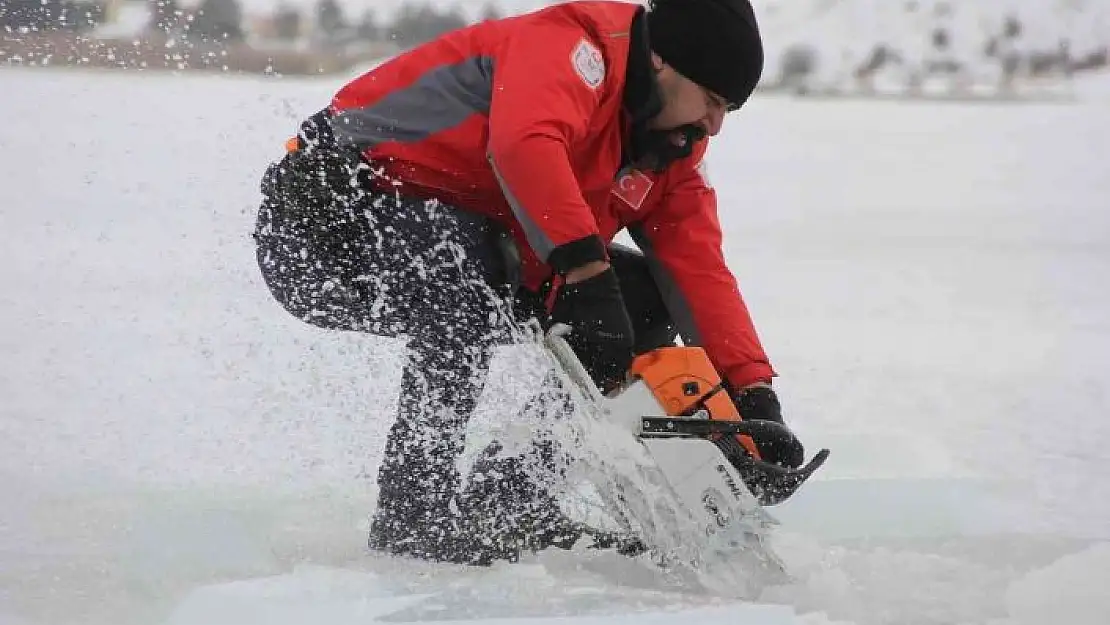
{"left": 1, "top": 0, "right": 1107, "bottom": 97}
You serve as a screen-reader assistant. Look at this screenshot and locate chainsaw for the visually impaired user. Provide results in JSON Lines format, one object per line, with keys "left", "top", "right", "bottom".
{"left": 532, "top": 321, "right": 829, "bottom": 594}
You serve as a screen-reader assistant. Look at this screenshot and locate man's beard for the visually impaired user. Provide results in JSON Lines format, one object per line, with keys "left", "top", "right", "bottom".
{"left": 629, "top": 123, "right": 708, "bottom": 172}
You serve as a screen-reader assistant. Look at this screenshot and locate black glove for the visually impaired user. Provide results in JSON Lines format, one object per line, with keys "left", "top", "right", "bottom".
{"left": 549, "top": 267, "right": 635, "bottom": 391}
{"left": 731, "top": 385, "right": 806, "bottom": 468}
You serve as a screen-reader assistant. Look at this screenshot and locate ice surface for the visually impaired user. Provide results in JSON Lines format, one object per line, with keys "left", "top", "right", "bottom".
{"left": 2, "top": 65, "right": 1109, "bottom": 625}
{"left": 164, "top": 565, "right": 809, "bottom": 625}
{"left": 1001, "top": 543, "right": 1110, "bottom": 625}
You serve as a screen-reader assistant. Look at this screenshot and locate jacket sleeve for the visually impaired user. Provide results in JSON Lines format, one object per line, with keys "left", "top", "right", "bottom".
{"left": 629, "top": 152, "right": 776, "bottom": 388}
{"left": 486, "top": 20, "right": 609, "bottom": 273}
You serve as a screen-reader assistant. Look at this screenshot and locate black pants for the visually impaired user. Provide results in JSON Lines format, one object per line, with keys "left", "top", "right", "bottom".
{"left": 254, "top": 146, "right": 676, "bottom": 563}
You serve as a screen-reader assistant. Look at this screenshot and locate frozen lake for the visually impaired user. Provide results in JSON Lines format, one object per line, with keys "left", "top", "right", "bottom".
{"left": 2, "top": 66, "right": 1109, "bottom": 625}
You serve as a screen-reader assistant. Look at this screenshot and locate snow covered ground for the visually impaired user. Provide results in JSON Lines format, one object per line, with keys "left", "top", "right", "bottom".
{"left": 2, "top": 66, "right": 1110, "bottom": 625}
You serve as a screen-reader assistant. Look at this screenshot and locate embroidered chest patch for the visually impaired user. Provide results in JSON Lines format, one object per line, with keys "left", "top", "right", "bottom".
{"left": 571, "top": 38, "right": 605, "bottom": 89}
{"left": 612, "top": 168, "right": 654, "bottom": 210}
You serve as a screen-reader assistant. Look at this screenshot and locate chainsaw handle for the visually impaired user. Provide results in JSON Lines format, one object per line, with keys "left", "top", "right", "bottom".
{"left": 541, "top": 322, "right": 608, "bottom": 405}
{"left": 729, "top": 446, "right": 831, "bottom": 506}
{"left": 640, "top": 415, "right": 797, "bottom": 441}
{"left": 640, "top": 416, "right": 830, "bottom": 505}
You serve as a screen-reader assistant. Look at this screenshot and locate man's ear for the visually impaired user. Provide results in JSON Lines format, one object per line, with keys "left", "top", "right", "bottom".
{"left": 650, "top": 51, "right": 666, "bottom": 72}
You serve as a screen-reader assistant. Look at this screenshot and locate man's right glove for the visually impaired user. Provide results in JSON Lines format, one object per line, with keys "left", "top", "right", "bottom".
{"left": 548, "top": 267, "right": 636, "bottom": 391}
{"left": 730, "top": 384, "right": 806, "bottom": 469}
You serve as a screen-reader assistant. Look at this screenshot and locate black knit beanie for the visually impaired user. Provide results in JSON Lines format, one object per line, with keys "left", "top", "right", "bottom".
{"left": 646, "top": 0, "right": 764, "bottom": 109}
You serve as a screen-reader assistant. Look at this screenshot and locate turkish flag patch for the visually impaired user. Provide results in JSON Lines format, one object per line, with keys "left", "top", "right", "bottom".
{"left": 612, "top": 168, "right": 654, "bottom": 210}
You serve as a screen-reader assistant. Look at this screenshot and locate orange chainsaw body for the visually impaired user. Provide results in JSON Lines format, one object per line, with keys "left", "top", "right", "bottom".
{"left": 629, "top": 346, "right": 762, "bottom": 460}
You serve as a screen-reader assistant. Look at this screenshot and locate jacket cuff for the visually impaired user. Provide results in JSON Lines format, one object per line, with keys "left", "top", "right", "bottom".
{"left": 725, "top": 361, "right": 776, "bottom": 390}
{"left": 547, "top": 234, "right": 608, "bottom": 275}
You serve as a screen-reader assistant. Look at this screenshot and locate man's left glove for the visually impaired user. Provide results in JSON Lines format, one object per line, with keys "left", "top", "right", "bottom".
{"left": 730, "top": 385, "right": 806, "bottom": 468}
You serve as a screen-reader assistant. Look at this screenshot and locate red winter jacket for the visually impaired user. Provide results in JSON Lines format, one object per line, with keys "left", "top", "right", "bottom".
{"left": 325, "top": 0, "right": 775, "bottom": 387}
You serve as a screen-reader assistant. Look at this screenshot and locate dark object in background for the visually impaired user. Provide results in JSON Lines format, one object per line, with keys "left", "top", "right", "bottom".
{"left": 0, "top": 0, "right": 104, "bottom": 33}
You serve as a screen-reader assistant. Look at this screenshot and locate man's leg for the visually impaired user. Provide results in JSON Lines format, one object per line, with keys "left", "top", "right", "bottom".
{"left": 254, "top": 150, "right": 519, "bottom": 563}
{"left": 358, "top": 205, "right": 520, "bottom": 564}
{"left": 453, "top": 245, "right": 679, "bottom": 558}
{"left": 369, "top": 336, "right": 495, "bottom": 563}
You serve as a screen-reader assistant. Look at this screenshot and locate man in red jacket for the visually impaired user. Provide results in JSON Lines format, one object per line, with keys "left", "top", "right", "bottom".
{"left": 254, "top": 0, "right": 806, "bottom": 565}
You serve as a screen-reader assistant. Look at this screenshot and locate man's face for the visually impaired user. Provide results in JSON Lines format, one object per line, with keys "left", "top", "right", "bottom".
{"left": 649, "top": 54, "right": 732, "bottom": 139}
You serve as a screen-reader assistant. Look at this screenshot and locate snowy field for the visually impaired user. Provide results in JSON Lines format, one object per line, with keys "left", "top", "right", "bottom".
{"left": 2, "top": 66, "right": 1110, "bottom": 625}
